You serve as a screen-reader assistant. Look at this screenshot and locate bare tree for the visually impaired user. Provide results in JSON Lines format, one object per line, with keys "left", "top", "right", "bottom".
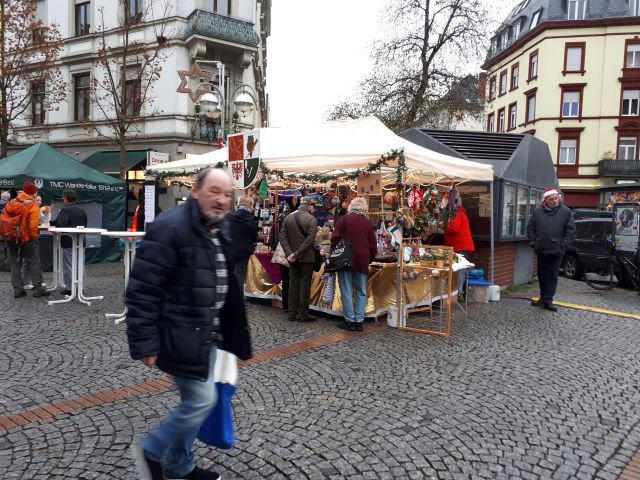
{"left": 327, "top": 0, "right": 491, "bottom": 133}
{"left": 88, "top": 0, "right": 173, "bottom": 179}
{"left": 0, "top": 0, "right": 66, "bottom": 158}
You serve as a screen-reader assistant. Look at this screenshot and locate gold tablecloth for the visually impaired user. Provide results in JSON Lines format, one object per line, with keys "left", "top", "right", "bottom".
{"left": 244, "top": 255, "right": 458, "bottom": 319}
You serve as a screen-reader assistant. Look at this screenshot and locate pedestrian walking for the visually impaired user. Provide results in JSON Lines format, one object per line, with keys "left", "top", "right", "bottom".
{"left": 331, "top": 197, "right": 377, "bottom": 331}
{"left": 279, "top": 196, "right": 318, "bottom": 322}
{"left": 53, "top": 190, "right": 87, "bottom": 295}
{"left": 126, "top": 168, "right": 252, "bottom": 480}
{"left": 226, "top": 194, "right": 258, "bottom": 292}
{"left": 1, "top": 182, "right": 50, "bottom": 298}
{"left": 443, "top": 199, "right": 475, "bottom": 300}
{"left": 527, "top": 187, "right": 576, "bottom": 311}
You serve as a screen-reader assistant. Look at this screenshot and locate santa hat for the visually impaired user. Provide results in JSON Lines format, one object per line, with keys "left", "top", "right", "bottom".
{"left": 543, "top": 188, "right": 560, "bottom": 199}
{"left": 23, "top": 181, "right": 38, "bottom": 196}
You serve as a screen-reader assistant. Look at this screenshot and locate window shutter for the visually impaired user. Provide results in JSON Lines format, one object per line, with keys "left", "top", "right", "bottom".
{"left": 566, "top": 47, "right": 582, "bottom": 71}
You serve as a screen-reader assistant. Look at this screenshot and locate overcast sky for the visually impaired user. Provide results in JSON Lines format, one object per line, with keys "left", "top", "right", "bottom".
{"left": 266, "top": 0, "right": 516, "bottom": 128}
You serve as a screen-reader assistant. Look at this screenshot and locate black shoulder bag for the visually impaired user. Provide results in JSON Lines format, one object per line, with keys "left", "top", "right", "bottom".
{"left": 324, "top": 217, "right": 353, "bottom": 273}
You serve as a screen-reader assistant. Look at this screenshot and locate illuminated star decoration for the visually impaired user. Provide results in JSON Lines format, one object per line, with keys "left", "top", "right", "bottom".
{"left": 176, "top": 63, "right": 214, "bottom": 102}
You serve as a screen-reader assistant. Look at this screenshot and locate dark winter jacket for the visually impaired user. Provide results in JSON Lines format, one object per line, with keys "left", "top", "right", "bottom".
{"left": 331, "top": 213, "right": 377, "bottom": 273}
{"left": 527, "top": 204, "right": 576, "bottom": 256}
{"left": 54, "top": 203, "right": 88, "bottom": 248}
{"left": 225, "top": 207, "right": 258, "bottom": 260}
{"left": 125, "top": 196, "right": 252, "bottom": 381}
{"left": 280, "top": 208, "right": 317, "bottom": 263}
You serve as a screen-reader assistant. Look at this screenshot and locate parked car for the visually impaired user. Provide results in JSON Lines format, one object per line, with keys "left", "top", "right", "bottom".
{"left": 562, "top": 217, "right": 613, "bottom": 280}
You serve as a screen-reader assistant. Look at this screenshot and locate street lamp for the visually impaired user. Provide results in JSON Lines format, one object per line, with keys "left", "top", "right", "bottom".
{"left": 231, "top": 84, "right": 258, "bottom": 121}
{"left": 193, "top": 87, "right": 224, "bottom": 143}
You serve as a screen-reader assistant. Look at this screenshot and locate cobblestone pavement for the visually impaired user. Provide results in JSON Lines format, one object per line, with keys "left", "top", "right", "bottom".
{"left": 1, "top": 262, "right": 639, "bottom": 480}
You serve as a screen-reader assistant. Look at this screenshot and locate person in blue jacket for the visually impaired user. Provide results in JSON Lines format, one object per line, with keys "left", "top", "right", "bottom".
{"left": 126, "top": 167, "right": 252, "bottom": 480}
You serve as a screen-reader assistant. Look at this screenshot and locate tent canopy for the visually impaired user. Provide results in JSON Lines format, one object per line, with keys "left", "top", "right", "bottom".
{"left": 149, "top": 117, "right": 493, "bottom": 182}
{"left": 147, "top": 148, "right": 228, "bottom": 173}
{"left": 83, "top": 149, "right": 150, "bottom": 175}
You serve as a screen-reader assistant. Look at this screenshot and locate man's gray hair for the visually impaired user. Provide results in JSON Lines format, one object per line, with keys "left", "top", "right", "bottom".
{"left": 195, "top": 167, "right": 230, "bottom": 189}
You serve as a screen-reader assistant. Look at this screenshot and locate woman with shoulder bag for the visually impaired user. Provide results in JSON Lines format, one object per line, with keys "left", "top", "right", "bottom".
{"left": 331, "top": 197, "right": 377, "bottom": 331}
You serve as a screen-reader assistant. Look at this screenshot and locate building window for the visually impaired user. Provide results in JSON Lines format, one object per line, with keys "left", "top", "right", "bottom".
{"left": 489, "top": 76, "right": 496, "bottom": 100}
{"left": 124, "top": 66, "right": 142, "bottom": 116}
{"left": 568, "top": 0, "right": 587, "bottom": 19}
{"left": 31, "top": 82, "right": 45, "bottom": 126}
{"left": 561, "top": 90, "right": 581, "bottom": 118}
{"left": 525, "top": 89, "right": 537, "bottom": 123}
{"left": 528, "top": 51, "right": 538, "bottom": 80}
{"left": 631, "top": 0, "right": 640, "bottom": 16}
{"left": 564, "top": 43, "right": 585, "bottom": 73}
{"left": 511, "top": 63, "right": 519, "bottom": 90}
{"left": 626, "top": 43, "right": 640, "bottom": 68}
{"left": 487, "top": 112, "right": 495, "bottom": 132}
{"left": 497, "top": 108, "right": 505, "bottom": 132}
{"left": 515, "top": 0, "right": 530, "bottom": 14}
{"left": 499, "top": 70, "right": 508, "bottom": 96}
{"left": 513, "top": 20, "right": 521, "bottom": 40}
{"left": 74, "top": 73, "right": 90, "bottom": 122}
{"left": 559, "top": 139, "right": 577, "bottom": 164}
{"left": 75, "top": 1, "right": 90, "bottom": 36}
{"left": 530, "top": 9, "right": 542, "bottom": 28}
{"left": 622, "top": 89, "right": 640, "bottom": 116}
{"left": 618, "top": 137, "right": 637, "bottom": 159}
{"left": 202, "top": 0, "right": 230, "bottom": 15}
{"left": 127, "top": 0, "right": 143, "bottom": 23}
{"left": 508, "top": 103, "right": 517, "bottom": 130}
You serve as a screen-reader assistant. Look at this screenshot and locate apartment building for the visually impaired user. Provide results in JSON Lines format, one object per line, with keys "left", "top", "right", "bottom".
{"left": 10, "top": 0, "right": 270, "bottom": 162}
{"left": 483, "top": 0, "right": 640, "bottom": 207}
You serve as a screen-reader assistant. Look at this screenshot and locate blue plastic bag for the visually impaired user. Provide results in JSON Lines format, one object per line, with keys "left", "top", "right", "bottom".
{"left": 197, "top": 382, "right": 236, "bottom": 449}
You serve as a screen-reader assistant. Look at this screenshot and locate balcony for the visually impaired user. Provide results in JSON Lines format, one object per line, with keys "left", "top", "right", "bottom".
{"left": 184, "top": 10, "right": 259, "bottom": 47}
{"left": 598, "top": 159, "right": 640, "bottom": 177}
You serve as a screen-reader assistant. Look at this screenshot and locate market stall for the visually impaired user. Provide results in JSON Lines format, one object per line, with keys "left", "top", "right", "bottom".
{"left": 148, "top": 117, "right": 494, "bottom": 332}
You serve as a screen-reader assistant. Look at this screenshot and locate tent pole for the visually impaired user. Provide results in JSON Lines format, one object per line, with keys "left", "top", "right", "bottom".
{"left": 490, "top": 181, "right": 495, "bottom": 285}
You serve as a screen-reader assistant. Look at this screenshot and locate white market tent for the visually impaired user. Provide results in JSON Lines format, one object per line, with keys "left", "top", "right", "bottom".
{"left": 148, "top": 117, "right": 493, "bottom": 183}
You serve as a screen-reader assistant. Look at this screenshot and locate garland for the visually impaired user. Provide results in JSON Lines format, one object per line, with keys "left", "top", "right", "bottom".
{"left": 144, "top": 161, "right": 226, "bottom": 178}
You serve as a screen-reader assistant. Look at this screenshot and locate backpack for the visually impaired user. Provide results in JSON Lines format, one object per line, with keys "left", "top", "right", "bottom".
{"left": 0, "top": 199, "right": 28, "bottom": 242}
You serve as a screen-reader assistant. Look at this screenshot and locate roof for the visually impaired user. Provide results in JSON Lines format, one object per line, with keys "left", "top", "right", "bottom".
{"left": 400, "top": 128, "right": 556, "bottom": 188}
{"left": 0, "top": 142, "right": 125, "bottom": 188}
{"left": 487, "top": 0, "right": 636, "bottom": 63}
{"left": 82, "top": 150, "right": 150, "bottom": 175}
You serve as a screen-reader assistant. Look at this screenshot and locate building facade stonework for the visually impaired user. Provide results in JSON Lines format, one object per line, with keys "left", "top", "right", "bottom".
{"left": 483, "top": 0, "right": 640, "bottom": 207}
{"left": 9, "top": 0, "right": 270, "bottom": 163}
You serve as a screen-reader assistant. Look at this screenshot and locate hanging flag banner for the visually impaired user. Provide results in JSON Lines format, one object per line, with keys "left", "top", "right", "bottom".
{"left": 228, "top": 130, "right": 260, "bottom": 189}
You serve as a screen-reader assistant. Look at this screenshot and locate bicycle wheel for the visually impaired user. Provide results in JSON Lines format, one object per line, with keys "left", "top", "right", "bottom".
{"left": 584, "top": 258, "right": 622, "bottom": 290}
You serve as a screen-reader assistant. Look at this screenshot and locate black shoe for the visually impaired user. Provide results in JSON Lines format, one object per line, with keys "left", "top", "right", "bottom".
{"left": 132, "top": 444, "right": 163, "bottom": 480}
{"left": 339, "top": 321, "right": 355, "bottom": 331}
{"left": 531, "top": 298, "right": 544, "bottom": 306}
{"left": 543, "top": 302, "right": 558, "bottom": 312}
{"left": 60, "top": 289, "right": 71, "bottom": 296}
{"left": 166, "top": 465, "right": 221, "bottom": 480}
{"left": 32, "top": 288, "right": 50, "bottom": 297}
{"left": 297, "top": 315, "right": 317, "bottom": 323}
{"left": 354, "top": 322, "right": 363, "bottom": 332}
{"left": 14, "top": 290, "right": 27, "bottom": 298}
{"left": 288, "top": 313, "right": 298, "bottom": 322}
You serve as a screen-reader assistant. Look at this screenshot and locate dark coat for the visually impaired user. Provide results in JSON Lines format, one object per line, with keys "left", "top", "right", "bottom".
{"left": 527, "top": 204, "right": 576, "bottom": 256}
{"left": 331, "top": 213, "right": 377, "bottom": 273}
{"left": 126, "top": 197, "right": 252, "bottom": 381}
{"left": 280, "top": 209, "right": 317, "bottom": 263}
{"left": 225, "top": 208, "right": 258, "bottom": 260}
{"left": 54, "top": 203, "right": 88, "bottom": 248}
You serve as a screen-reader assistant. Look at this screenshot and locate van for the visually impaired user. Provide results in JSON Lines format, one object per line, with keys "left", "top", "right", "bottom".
{"left": 562, "top": 217, "right": 613, "bottom": 279}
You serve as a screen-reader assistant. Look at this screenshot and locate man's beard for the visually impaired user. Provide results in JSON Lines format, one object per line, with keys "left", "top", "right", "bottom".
{"left": 202, "top": 210, "right": 225, "bottom": 224}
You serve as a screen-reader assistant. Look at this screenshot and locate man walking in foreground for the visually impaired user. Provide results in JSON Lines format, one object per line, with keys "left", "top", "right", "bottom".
{"left": 527, "top": 187, "right": 576, "bottom": 311}
{"left": 279, "top": 196, "right": 318, "bottom": 322}
{"left": 126, "top": 168, "right": 252, "bottom": 480}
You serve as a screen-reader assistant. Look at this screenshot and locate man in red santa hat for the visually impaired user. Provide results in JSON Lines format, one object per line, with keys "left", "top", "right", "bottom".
{"left": 526, "top": 187, "right": 575, "bottom": 311}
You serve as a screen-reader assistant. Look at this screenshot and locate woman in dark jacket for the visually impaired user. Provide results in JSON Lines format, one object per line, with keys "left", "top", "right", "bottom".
{"left": 226, "top": 195, "right": 258, "bottom": 291}
{"left": 268, "top": 204, "right": 291, "bottom": 312}
{"left": 331, "top": 197, "right": 377, "bottom": 331}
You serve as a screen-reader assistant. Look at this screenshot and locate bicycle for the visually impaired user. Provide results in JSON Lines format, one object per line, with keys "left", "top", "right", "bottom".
{"left": 583, "top": 240, "right": 640, "bottom": 291}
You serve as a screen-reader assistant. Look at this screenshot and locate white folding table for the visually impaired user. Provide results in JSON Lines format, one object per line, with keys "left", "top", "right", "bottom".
{"left": 39, "top": 226, "right": 64, "bottom": 291}
{"left": 47, "top": 227, "right": 106, "bottom": 306}
{"left": 101, "top": 231, "right": 145, "bottom": 324}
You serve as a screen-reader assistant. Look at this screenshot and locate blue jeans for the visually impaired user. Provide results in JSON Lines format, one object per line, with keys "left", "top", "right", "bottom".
{"left": 338, "top": 270, "right": 368, "bottom": 323}
{"left": 144, "top": 347, "right": 217, "bottom": 478}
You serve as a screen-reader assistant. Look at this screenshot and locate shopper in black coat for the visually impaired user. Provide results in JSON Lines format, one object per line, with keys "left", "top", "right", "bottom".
{"left": 226, "top": 194, "right": 258, "bottom": 291}
{"left": 54, "top": 190, "right": 87, "bottom": 295}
